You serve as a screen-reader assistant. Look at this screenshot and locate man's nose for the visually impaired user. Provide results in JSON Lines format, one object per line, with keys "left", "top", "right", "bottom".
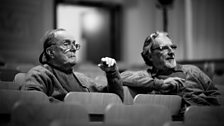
{"left": 168, "top": 46, "right": 175, "bottom": 53}
{"left": 168, "top": 47, "right": 175, "bottom": 56}
{"left": 69, "top": 44, "right": 77, "bottom": 52}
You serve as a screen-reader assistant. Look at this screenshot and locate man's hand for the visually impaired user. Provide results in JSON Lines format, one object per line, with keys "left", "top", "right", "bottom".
{"left": 163, "top": 77, "right": 185, "bottom": 86}
{"left": 160, "top": 77, "right": 185, "bottom": 93}
{"left": 98, "top": 57, "right": 118, "bottom": 72}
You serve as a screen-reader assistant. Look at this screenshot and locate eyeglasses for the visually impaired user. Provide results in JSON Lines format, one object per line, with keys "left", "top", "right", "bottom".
{"left": 59, "top": 40, "right": 81, "bottom": 51}
{"left": 151, "top": 44, "right": 177, "bottom": 51}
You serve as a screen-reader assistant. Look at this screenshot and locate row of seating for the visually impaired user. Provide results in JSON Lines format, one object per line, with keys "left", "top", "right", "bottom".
{"left": 2, "top": 79, "right": 223, "bottom": 106}
{"left": 1, "top": 90, "right": 224, "bottom": 126}
{"left": 0, "top": 90, "right": 179, "bottom": 114}
{"left": 5, "top": 102, "right": 172, "bottom": 126}
{"left": 0, "top": 63, "right": 34, "bottom": 81}
{"left": 0, "top": 89, "right": 182, "bottom": 113}
{"left": 1, "top": 71, "right": 224, "bottom": 126}
{"left": 1, "top": 90, "right": 224, "bottom": 125}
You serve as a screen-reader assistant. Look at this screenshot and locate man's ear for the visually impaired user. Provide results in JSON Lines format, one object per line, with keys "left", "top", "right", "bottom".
{"left": 46, "top": 47, "right": 54, "bottom": 58}
{"left": 148, "top": 54, "right": 152, "bottom": 62}
{"left": 141, "top": 52, "right": 152, "bottom": 66}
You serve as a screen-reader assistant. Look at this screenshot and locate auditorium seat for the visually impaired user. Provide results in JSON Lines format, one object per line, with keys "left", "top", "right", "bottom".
{"left": 49, "top": 120, "right": 90, "bottom": 126}
{"left": 11, "top": 102, "right": 89, "bottom": 126}
{"left": 0, "top": 90, "right": 49, "bottom": 125}
{"left": 15, "top": 63, "right": 34, "bottom": 73}
{"left": 49, "top": 120, "right": 133, "bottom": 126}
{"left": 13, "top": 73, "right": 26, "bottom": 86}
{"left": 0, "top": 68, "right": 20, "bottom": 81}
{"left": 0, "top": 90, "right": 49, "bottom": 115}
{"left": 133, "top": 94, "right": 182, "bottom": 116}
{"left": 0, "top": 81, "right": 20, "bottom": 90}
{"left": 64, "top": 92, "right": 122, "bottom": 114}
{"left": 123, "top": 86, "right": 134, "bottom": 105}
{"left": 217, "top": 96, "right": 224, "bottom": 105}
{"left": 64, "top": 92, "right": 122, "bottom": 121}
{"left": 216, "top": 84, "right": 224, "bottom": 96}
{"left": 104, "top": 104, "right": 171, "bottom": 126}
{"left": 163, "top": 121, "right": 184, "bottom": 126}
{"left": 184, "top": 106, "right": 224, "bottom": 126}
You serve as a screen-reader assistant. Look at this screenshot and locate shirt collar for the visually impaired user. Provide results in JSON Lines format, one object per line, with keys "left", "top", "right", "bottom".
{"left": 148, "top": 64, "right": 183, "bottom": 77}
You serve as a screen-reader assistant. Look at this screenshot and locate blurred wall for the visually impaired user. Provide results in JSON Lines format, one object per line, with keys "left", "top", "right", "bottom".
{"left": 0, "top": 0, "right": 223, "bottom": 66}
{"left": 122, "top": 0, "right": 224, "bottom": 65}
{"left": 0, "top": 0, "right": 53, "bottom": 65}
{"left": 192, "top": 0, "right": 224, "bottom": 60}
{"left": 122, "top": 0, "right": 187, "bottom": 65}
{"left": 122, "top": 0, "right": 157, "bottom": 65}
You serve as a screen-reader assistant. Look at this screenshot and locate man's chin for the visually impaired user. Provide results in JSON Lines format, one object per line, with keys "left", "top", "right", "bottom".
{"left": 165, "top": 60, "right": 176, "bottom": 68}
{"left": 70, "top": 62, "right": 77, "bottom": 66}
{"left": 67, "top": 60, "right": 77, "bottom": 67}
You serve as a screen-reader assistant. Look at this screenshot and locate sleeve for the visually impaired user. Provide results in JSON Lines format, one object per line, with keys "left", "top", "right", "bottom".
{"left": 104, "top": 70, "right": 124, "bottom": 101}
{"left": 181, "top": 65, "right": 220, "bottom": 106}
{"left": 120, "top": 70, "right": 164, "bottom": 92}
{"left": 185, "top": 65, "right": 220, "bottom": 95}
{"left": 20, "top": 67, "right": 53, "bottom": 96}
{"left": 194, "top": 66, "right": 220, "bottom": 96}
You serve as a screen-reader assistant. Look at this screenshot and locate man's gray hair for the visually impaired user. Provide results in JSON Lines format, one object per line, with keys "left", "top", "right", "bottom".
{"left": 141, "top": 31, "right": 170, "bottom": 66}
{"left": 39, "top": 28, "right": 66, "bottom": 64}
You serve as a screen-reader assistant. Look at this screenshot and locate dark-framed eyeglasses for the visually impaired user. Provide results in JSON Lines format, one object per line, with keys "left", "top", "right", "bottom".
{"left": 60, "top": 39, "right": 81, "bottom": 50}
{"left": 151, "top": 44, "right": 177, "bottom": 51}
{"left": 72, "top": 43, "right": 81, "bottom": 50}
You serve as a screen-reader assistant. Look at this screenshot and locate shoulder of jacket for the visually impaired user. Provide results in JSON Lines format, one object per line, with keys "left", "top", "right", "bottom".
{"left": 27, "top": 64, "right": 52, "bottom": 75}
{"left": 181, "top": 64, "right": 204, "bottom": 76}
{"left": 182, "top": 64, "right": 200, "bottom": 71}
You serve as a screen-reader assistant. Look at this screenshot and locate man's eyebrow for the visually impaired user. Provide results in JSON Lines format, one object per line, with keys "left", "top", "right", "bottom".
{"left": 63, "top": 39, "right": 72, "bottom": 43}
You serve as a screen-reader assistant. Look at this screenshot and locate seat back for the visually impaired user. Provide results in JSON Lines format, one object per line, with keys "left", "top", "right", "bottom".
{"left": 16, "top": 64, "right": 34, "bottom": 73}
{"left": 0, "top": 68, "right": 20, "bottom": 81}
{"left": 0, "top": 90, "right": 49, "bottom": 114}
{"left": 217, "top": 96, "right": 224, "bottom": 105}
{"left": 134, "top": 94, "right": 182, "bottom": 116}
{"left": 123, "top": 86, "right": 134, "bottom": 105}
{"left": 49, "top": 120, "right": 90, "bottom": 126}
{"left": 64, "top": 92, "right": 122, "bottom": 114}
{"left": 14, "top": 73, "right": 26, "bottom": 86}
{"left": 216, "top": 84, "right": 224, "bottom": 96}
{"left": 184, "top": 106, "right": 224, "bottom": 126}
{"left": 0, "top": 81, "right": 20, "bottom": 90}
{"left": 105, "top": 104, "right": 171, "bottom": 126}
{"left": 11, "top": 102, "right": 89, "bottom": 126}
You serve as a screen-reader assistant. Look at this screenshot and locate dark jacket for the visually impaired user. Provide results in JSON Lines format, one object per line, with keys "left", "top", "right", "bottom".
{"left": 121, "top": 64, "right": 220, "bottom": 106}
{"left": 21, "top": 64, "right": 123, "bottom": 102}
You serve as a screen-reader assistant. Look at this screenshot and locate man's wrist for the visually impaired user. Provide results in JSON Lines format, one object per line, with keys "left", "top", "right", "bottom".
{"left": 106, "top": 69, "right": 120, "bottom": 79}
{"left": 153, "top": 79, "right": 164, "bottom": 90}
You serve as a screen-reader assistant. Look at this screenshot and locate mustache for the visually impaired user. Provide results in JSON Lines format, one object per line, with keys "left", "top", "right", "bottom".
{"left": 63, "top": 48, "right": 76, "bottom": 53}
{"left": 63, "top": 49, "right": 70, "bottom": 53}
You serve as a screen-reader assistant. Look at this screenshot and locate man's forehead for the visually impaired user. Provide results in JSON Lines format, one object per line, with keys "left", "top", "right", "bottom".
{"left": 55, "top": 30, "right": 75, "bottom": 41}
{"left": 154, "top": 34, "right": 172, "bottom": 46}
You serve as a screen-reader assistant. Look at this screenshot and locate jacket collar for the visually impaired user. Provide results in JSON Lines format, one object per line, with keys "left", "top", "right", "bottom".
{"left": 148, "top": 64, "right": 183, "bottom": 77}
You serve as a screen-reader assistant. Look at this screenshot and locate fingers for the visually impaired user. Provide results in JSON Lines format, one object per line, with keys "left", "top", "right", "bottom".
{"left": 172, "top": 77, "right": 185, "bottom": 84}
{"left": 98, "top": 57, "right": 117, "bottom": 72}
{"left": 100, "top": 57, "right": 116, "bottom": 67}
{"left": 172, "top": 77, "right": 185, "bottom": 82}
{"left": 163, "top": 77, "right": 185, "bottom": 86}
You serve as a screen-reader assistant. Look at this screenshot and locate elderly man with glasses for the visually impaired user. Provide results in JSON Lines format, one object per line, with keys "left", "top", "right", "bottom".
{"left": 121, "top": 31, "right": 220, "bottom": 115}
{"left": 21, "top": 29, "right": 123, "bottom": 102}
